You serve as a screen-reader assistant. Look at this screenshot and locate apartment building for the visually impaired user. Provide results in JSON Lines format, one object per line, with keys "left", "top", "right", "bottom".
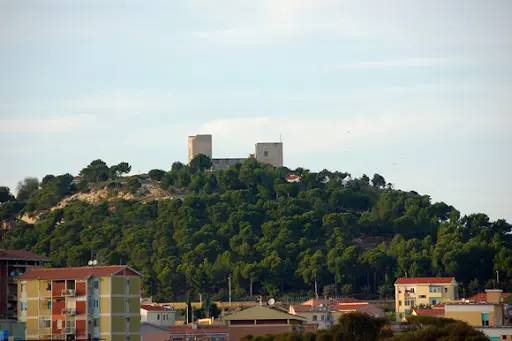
{"left": 0, "top": 250, "right": 49, "bottom": 320}
{"left": 394, "top": 277, "right": 457, "bottom": 321}
{"left": 16, "top": 265, "right": 142, "bottom": 341}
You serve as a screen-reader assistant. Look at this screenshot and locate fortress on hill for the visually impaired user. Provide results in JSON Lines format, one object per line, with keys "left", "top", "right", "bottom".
{"left": 188, "top": 134, "right": 283, "bottom": 171}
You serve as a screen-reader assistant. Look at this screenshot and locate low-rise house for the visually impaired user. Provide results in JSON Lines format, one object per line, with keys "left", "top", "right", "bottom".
{"left": 141, "top": 305, "right": 176, "bottom": 327}
{"left": 394, "top": 277, "right": 457, "bottom": 321}
{"left": 289, "top": 298, "right": 384, "bottom": 329}
{"left": 224, "top": 305, "right": 310, "bottom": 341}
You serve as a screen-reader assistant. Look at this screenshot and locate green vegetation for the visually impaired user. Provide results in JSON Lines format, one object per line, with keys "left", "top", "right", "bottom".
{"left": 0, "top": 156, "right": 511, "bottom": 301}
{"left": 239, "top": 313, "right": 489, "bottom": 341}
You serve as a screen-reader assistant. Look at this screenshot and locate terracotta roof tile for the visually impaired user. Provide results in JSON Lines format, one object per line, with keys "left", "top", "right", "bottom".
{"left": 468, "top": 292, "right": 510, "bottom": 302}
{"left": 395, "top": 277, "right": 455, "bottom": 285}
{"left": 141, "top": 305, "right": 175, "bottom": 312}
{"left": 16, "top": 265, "right": 140, "bottom": 280}
{"left": 291, "top": 305, "right": 312, "bottom": 312}
{"left": 413, "top": 309, "right": 445, "bottom": 316}
{"left": 0, "top": 250, "right": 50, "bottom": 261}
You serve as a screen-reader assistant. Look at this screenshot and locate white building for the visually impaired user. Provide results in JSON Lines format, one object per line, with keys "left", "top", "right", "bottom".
{"left": 141, "top": 305, "right": 176, "bottom": 327}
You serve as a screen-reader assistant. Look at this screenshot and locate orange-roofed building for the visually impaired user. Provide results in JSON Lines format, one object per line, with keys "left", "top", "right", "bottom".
{"left": 394, "top": 277, "right": 457, "bottom": 321}
{"left": 0, "top": 249, "right": 49, "bottom": 320}
{"left": 411, "top": 308, "right": 445, "bottom": 317}
{"left": 16, "top": 265, "right": 142, "bottom": 341}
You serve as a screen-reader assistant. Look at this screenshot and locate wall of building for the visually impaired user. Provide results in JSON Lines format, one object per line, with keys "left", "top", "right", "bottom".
{"left": 475, "top": 327, "right": 512, "bottom": 341}
{"left": 255, "top": 143, "right": 283, "bottom": 167}
{"left": 0, "top": 319, "right": 26, "bottom": 341}
{"left": 141, "top": 311, "right": 175, "bottom": 327}
{"left": 229, "top": 325, "right": 292, "bottom": 341}
{"left": 188, "top": 135, "right": 212, "bottom": 164}
{"left": 211, "top": 158, "right": 247, "bottom": 171}
{"left": 445, "top": 304, "right": 503, "bottom": 326}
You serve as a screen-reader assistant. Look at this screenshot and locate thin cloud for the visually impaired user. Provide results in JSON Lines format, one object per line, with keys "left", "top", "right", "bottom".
{"left": 0, "top": 115, "right": 91, "bottom": 133}
{"left": 335, "top": 57, "right": 467, "bottom": 69}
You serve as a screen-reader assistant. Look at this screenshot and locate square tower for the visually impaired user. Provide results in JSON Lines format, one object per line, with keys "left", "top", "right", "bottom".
{"left": 255, "top": 142, "right": 283, "bottom": 167}
{"left": 188, "top": 134, "right": 212, "bottom": 164}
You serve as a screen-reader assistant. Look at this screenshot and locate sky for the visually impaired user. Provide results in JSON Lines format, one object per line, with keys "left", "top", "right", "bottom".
{"left": 1, "top": 0, "right": 511, "bottom": 222}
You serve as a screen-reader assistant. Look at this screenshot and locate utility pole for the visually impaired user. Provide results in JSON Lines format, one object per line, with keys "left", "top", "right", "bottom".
{"left": 314, "top": 275, "right": 318, "bottom": 299}
{"left": 228, "top": 275, "right": 232, "bottom": 307}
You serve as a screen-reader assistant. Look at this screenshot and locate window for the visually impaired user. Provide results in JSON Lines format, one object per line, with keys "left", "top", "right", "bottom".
{"left": 48, "top": 301, "right": 52, "bottom": 310}
{"left": 57, "top": 320, "right": 63, "bottom": 329}
{"left": 409, "top": 288, "right": 415, "bottom": 293}
{"left": 264, "top": 151, "right": 268, "bottom": 156}
{"left": 93, "top": 280, "right": 99, "bottom": 289}
{"left": 157, "top": 314, "right": 160, "bottom": 320}
{"left": 94, "top": 319, "right": 98, "bottom": 327}
{"left": 321, "top": 315, "right": 325, "bottom": 321}
{"left": 21, "top": 302, "right": 27, "bottom": 311}
{"left": 502, "top": 336, "right": 506, "bottom": 340}
{"left": 429, "top": 286, "right": 441, "bottom": 293}
{"left": 398, "top": 301, "right": 402, "bottom": 306}
{"left": 39, "top": 319, "right": 51, "bottom": 328}
{"left": 419, "top": 295, "right": 426, "bottom": 299}
{"left": 21, "top": 283, "right": 26, "bottom": 293}
{"left": 66, "top": 280, "right": 75, "bottom": 290}
{"left": 125, "top": 279, "right": 130, "bottom": 288}
{"left": 46, "top": 281, "right": 52, "bottom": 291}
{"left": 312, "top": 315, "right": 317, "bottom": 321}
{"left": 404, "top": 299, "right": 416, "bottom": 307}
{"left": 482, "top": 313, "right": 489, "bottom": 326}
{"left": 444, "top": 288, "right": 448, "bottom": 293}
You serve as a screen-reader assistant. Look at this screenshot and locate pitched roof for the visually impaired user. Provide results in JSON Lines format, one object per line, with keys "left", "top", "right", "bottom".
{"left": 0, "top": 250, "right": 50, "bottom": 261}
{"left": 169, "top": 327, "right": 228, "bottom": 335}
{"left": 413, "top": 309, "right": 445, "bottom": 316}
{"left": 468, "top": 292, "right": 510, "bottom": 302}
{"left": 141, "top": 305, "right": 175, "bottom": 312}
{"left": 291, "top": 305, "right": 312, "bottom": 312}
{"left": 224, "top": 305, "right": 308, "bottom": 322}
{"left": 395, "top": 277, "right": 455, "bottom": 285}
{"left": 330, "top": 303, "right": 369, "bottom": 311}
{"left": 302, "top": 298, "right": 362, "bottom": 306}
{"left": 16, "top": 265, "right": 142, "bottom": 280}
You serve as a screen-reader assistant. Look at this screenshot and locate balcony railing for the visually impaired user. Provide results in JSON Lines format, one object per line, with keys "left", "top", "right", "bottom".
{"left": 63, "top": 327, "right": 76, "bottom": 334}
{"left": 61, "top": 289, "right": 76, "bottom": 297}
{"left": 62, "top": 308, "right": 76, "bottom": 316}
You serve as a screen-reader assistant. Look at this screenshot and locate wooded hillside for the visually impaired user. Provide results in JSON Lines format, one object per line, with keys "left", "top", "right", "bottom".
{"left": 1, "top": 156, "right": 511, "bottom": 301}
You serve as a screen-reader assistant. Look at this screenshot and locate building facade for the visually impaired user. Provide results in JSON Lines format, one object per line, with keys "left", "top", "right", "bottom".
{"left": 140, "top": 305, "right": 175, "bottom": 327}
{"left": 255, "top": 142, "right": 283, "bottom": 168}
{"left": 0, "top": 250, "right": 49, "bottom": 320}
{"left": 16, "top": 265, "right": 142, "bottom": 341}
{"left": 224, "top": 305, "right": 310, "bottom": 341}
{"left": 394, "top": 277, "right": 457, "bottom": 321}
{"left": 188, "top": 135, "right": 212, "bottom": 164}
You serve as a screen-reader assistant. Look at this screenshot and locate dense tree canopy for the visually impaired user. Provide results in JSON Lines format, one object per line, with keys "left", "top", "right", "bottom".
{"left": 1, "top": 156, "right": 511, "bottom": 301}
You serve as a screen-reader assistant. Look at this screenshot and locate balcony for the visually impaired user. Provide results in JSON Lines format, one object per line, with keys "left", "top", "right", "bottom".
{"left": 62, "top": 308, "right": 76, "bottom": 316}
{"left": 63, "top": 327, "right": 76, "bottom": 334}
{"left": 61, "top": 289, "right": 76, "bottom": 297}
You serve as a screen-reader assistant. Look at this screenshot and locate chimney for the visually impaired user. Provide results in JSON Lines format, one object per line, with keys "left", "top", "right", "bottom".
{"left": 485, "top": 289, "right": 503, "bottom": 304}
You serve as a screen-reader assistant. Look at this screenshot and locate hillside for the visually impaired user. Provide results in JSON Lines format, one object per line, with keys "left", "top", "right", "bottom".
{"left": 1, "top": 157, "right": 511, "bottom": 302}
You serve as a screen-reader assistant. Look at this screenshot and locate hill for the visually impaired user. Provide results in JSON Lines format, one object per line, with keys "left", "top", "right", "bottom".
{"left": 1, "top": 156, "right": 511, "bottom": 301}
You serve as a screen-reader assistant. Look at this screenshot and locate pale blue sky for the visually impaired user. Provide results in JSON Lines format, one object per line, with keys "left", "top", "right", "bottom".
{"left": 1, "top": 0, "right": 511, "bottom": 222}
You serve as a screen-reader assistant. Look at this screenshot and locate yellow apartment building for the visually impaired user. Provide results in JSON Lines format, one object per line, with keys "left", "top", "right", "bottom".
{"left": 16, "top": 265, "right": 142, "bottom": 341}
{"left": 394, "top": 277, "right": 457, "bottom": 321}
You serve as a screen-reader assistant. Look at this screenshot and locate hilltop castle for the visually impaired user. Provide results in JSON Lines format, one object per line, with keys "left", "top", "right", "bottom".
{"left": 188, "top": 134, "right": 283, "bottom": 170}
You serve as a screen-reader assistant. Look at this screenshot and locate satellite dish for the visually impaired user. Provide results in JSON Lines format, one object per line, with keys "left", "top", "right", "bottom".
{"left": 88, "top": 260, "right": 93, "bottom": 266}
{"left": 92, "top": 260, "right": 98, "bottom": 265}
{"left": 268, "top": 298, "right": 275, "bottom": 306}
{"left": 10, "top": 272, "right": 15, "bottom": 276}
